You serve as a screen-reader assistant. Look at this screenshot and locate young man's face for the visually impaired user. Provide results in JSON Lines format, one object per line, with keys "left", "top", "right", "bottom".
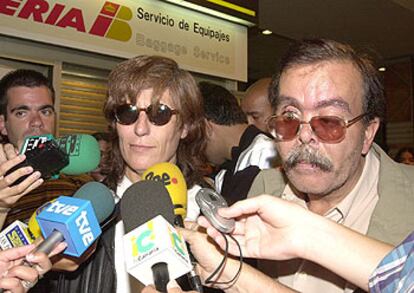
{"left": 275, "top": 61, "right": 379, "bottom": 198}
{"left": 0, "top": 86, "right": 55, "bottom": 149}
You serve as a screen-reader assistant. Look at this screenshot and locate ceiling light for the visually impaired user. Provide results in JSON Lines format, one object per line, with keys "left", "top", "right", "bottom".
{"left": 378, "top": 67, "right": 386, "bottom": 72}
{"left": 262, "top": 29, "right": 272, "bottom": 35}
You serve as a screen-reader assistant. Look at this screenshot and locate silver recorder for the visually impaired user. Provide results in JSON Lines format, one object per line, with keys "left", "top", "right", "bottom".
{"left": 195, "top": 188, "right": 235, "bottom": 233}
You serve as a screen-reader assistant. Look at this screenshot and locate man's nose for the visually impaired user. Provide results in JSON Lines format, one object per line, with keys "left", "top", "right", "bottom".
{"left": 29, "top": 112, "right": 44, "bottom": 128}
{"left": 297, "top": 121, "right": 317, "bottom": 144}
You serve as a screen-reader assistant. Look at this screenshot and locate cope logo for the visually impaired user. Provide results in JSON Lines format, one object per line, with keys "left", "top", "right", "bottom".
{"left": 0, "top": 0, "right": 132, "bottom": 42}
{"left": 144, "top": 171, "right": 178, "bottom": 187}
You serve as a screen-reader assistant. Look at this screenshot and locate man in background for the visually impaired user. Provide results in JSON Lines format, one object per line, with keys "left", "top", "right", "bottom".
{"left": 241, "top": 78, "right": 273, "bottom": 132}
{"left": 248, "top": 39, "right": 414, "bottom": 292}
{"left": 0, "top": 70, "right": 93, "bottom": 286}
{"left": 199, "top": 81, "right": 277, "bottom": 205}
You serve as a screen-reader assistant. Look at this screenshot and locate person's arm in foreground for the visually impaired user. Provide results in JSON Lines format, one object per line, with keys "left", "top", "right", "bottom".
{"left": 200, "top": 195, "right": 393, "bottom": 291}
{"left": 142, "top": 222, "right": 297, "bottom": 293}
{"left": 0, "top": 242, "right": 66, "bottom": 292}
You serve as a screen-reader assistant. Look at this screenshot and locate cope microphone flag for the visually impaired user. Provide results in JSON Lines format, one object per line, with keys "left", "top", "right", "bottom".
{"left": 121, "top": 181, "right": 192, "bottom": 290}
{"left": 35, "top": 182, "right": 115, "bottom": 257}
{"left": 142, "top": 162, "right": 187, "bottom": 218}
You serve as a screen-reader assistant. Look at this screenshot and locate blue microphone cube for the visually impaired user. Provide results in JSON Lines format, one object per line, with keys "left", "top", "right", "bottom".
{"left": 36, "top": 196, "right": 102, "bottom": 257}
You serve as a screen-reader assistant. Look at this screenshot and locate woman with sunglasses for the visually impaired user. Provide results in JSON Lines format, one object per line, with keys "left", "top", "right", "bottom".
{"left": 50, "top": 56, "right": 208, "bottom": 293}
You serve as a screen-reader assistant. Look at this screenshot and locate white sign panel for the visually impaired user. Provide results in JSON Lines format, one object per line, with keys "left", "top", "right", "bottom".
{"left": 0, "top": 0, "right": 247, "bottom": 81}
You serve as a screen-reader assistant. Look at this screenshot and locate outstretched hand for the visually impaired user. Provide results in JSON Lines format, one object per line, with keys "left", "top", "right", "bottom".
{"left": 198, "top": 195, "right": 315, "bottom": 261}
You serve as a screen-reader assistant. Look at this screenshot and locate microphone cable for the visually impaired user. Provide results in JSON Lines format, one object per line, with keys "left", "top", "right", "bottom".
{"left": 205, "top": 232, "right": 243, "bottom": 290}
{"left": 175, "top": 216, "right": 204, "bottom": 293}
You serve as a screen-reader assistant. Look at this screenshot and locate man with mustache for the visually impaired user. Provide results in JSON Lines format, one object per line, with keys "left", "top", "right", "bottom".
{"left": 247, "top": 39, "right": 414, "bottom": 293}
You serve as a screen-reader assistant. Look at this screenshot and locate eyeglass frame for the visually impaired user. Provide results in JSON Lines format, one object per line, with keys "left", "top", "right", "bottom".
{"left": 265, "top": 112, "right": 369, "bottom": 143}
{"left": 114, "top": 103, "right": 179, "bottom": 126}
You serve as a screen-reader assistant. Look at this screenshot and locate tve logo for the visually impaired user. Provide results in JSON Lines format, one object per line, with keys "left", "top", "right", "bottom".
{"left": 75, "top": 210, "right": 94, "bottom": 246}
{"left": 46, "top": 200, "right": 79, "bottom": 216}
{"left": 0, "top": 0, "right": 132, "bottom": 42}
{"left": 36, "top": 196, "right": 101, "bottom": 257}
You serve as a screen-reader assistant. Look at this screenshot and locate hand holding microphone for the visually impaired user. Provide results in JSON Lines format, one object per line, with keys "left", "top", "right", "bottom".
{"left": 0, "top": 242, "right": 66, "bottom": 292}
{"left": 4, "top": 134, "right": 101, "bottom": 187}
{"left": 0, "top": 144, "right": 43, "bottom": 212}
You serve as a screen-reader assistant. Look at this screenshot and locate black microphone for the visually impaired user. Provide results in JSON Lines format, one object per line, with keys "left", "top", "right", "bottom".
{"left": 120, "top": 181, "right": 193, "bottom": 292}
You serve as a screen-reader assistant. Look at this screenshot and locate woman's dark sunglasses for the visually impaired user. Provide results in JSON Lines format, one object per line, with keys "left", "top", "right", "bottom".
{"left": 114, "top": 103, "right": 178, "bottom": 126}
{"left": 266, "top": 113, "right": 368, "bottom": 144}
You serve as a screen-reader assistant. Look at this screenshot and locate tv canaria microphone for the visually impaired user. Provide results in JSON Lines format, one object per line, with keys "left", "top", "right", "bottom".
{"left": 35, "top": 181, "right": 115, "bottom": 256}
{"left": 121, "top": 180, "right": 192, "bottom": 292}
{"left": 143, "top": 162, "right": 203, "bottom": 292}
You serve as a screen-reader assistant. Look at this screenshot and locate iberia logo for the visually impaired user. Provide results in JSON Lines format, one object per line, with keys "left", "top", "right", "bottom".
{"left": 90, "top": 1, "right": 132, "bottom": 42}
{"left": 0, "top": 0, "right": 132, "bottom": 42}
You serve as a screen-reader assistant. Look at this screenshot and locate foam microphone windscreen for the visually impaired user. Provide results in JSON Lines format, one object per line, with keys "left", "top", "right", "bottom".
{"left": 72, "top": 181, "right": 115, "bottom": 223}
{"left": 58, "top": 134, "right": 101, "bottom": 175}
{"left": 120, "top": 181, "right": 175, "bottom": 233}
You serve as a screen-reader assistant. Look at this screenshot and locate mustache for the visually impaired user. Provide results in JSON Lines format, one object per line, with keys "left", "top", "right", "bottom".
{"left": 284, "top": 145, "right": 333, "bottom": 172}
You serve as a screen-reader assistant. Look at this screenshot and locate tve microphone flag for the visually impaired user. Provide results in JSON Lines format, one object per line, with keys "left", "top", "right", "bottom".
{"left": 36, "top": 182, "right": 115, "bottom": 257}
{"left": 121, "top": 181, "right": 192, "bottom": 290}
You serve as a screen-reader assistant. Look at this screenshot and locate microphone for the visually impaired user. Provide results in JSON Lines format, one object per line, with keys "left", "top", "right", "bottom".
{"left": 55, "top": 134, "right": 100, "bottom": 175}
{"left": 142, "top": 162, "right": 187, "bottom": 219}
{"left": 0, "top": 220, "right": 35, "bottom": 250}
{"left": 35, "top": 181, "right": 115, "bottom": 256}
{"left": 5, "top": 134, "right": 100, "bottom": 185}
{"left": 142, "top": 163, "right": 203, "bottom": 292}
{"left": 120, "top": 181, "right": 192, "bottom": 292}
{"left": 27, "top": 200, "right": 57, "bottom": 240}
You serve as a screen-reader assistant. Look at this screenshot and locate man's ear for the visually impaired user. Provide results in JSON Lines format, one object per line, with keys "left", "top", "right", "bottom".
{"left": 205, "top": 120, "right": 214, "bottom": 139}
{"left": 362, "top": 117, "right": 380, "bottom": 155}
{"left": 0, "top": 115, "right": 7, "bottom": 136}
